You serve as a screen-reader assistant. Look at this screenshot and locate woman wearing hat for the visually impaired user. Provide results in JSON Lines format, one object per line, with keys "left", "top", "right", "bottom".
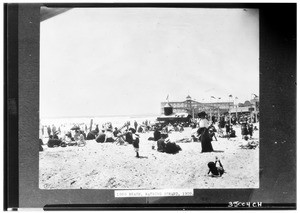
{"left": 197, "top": 111, "right": 214, "bottom": 152}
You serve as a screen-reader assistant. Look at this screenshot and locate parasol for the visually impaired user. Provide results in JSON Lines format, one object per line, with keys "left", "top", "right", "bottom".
{"left": 70, "top": 126, "right": 80, "bottom": 130}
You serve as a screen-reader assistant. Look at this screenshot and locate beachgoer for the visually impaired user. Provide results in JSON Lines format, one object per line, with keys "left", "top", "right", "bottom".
{"left": 164, "top": 139, "right": 182, "bottom": 154}
{"left": 241, "top": 121, "right": 249, "bottom": 140}
{"left": 130, "top": 128, "right": 140, "bottom": 158}
{"left": 39, "top": 138, "right": 43, "bottom": 151}
{"left": 47, "top": 125, "right": 51, "bottom": 137}
{"left": 208, "top": 124, "right": 217, "bottom": 141}
{"left": 125, "top": 130, "right": 133, "bottom": 144}
{"left": 207, "top": 157, "right": 224, "bottom": 177}
{"left": 96, "top": 130, "right": 106, "bottom": 143}
{"left": 77, "top": 133, "right": 86, "bottom": 147}
{"left": 105, "top": 129, "right": 115, "bottom": 142}
{"left": 197, "top": 111, "right": 214, "bottom": 152}
{"left": 157, "top": 134, "right": 167, "bottom": 152}
{"left": 134, "top": 120, "right": 138, "bottom": 131}
{"left": 153, "top": 127, "right": 161, "bottom": 149}
{"left": 179, "top": 124, "right": 184, "bottom": 132}
{"left": 137, "top": 125, "right": 144, "bottom": 133}
{"left": 248, "top": 124, "right": 254, "bottom": 139}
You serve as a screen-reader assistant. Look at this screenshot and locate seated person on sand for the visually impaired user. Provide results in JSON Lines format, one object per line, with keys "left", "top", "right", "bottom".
{"left": 217, "top": 126, "right": 225, "bottom": 138}
{"left": 207, "top": 157, "right": 224, "bottom": 177}
{"left": 63, "top": 134, "right": 77, "bottom": 146}
{"left": 53, "top": 131, "right": 59, "bottom": 140}
{"left": 240, "top": 137, "right": 259, "bottom": 149}
{"left": 113, "top": 127, "right": 120, "bottom": 137}
{"left": 73, "top": 130, "right": 81, "bottom": 141}
{"left": 152, "top": 127, "right": 161, "bottom": 149}
{"left": 77, "top": 133, "right": 86, "bottom": 147}
{"left": 105, "top": 129, "right": 115, "bottom": 142}
{"left": 47, "top": 135, "right": 63, "bottom": 148}
{"left": 86, "top": 130, "right": 97, "bottom": 140}
{"left": 179, "top": 124, "right": 184, "bottom": 132}
{"left": 157, "top": 134, "right": 167, "bottom": 152}
{"left": 165, "top": 138, "right": 182, "bottom": 154}
{"left": 157, "top": 135, "right": 181, "bottom": 154}
{"left": 208, "top": 124, "right": 218, "bottom": 141}
{"left": 39, "top": 138, "right": 43, "bottom": 151}
{"left": 96, "top": 130, "right": 106, "bottom": 143}
{"left": 137, "top": 125, "right": 144, "bottom": 133}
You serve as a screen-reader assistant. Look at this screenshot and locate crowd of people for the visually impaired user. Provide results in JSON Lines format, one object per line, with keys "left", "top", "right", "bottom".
{"left": 40, "top": 112, "right": 258, "bottom": 158}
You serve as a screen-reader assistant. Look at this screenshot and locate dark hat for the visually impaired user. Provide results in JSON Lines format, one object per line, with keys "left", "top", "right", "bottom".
{"left": 198, "top": 111, "right": 207, "bottom": 118}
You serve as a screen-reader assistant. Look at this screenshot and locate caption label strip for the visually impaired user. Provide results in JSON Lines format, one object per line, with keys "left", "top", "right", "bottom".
{"left": 115, "top": 189, "right": 194, "bottom": 197}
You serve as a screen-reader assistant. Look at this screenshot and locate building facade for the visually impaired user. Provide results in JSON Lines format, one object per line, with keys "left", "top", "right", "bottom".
{"left": 161, "top": 95, "right": 234, "bottom": 118}
{"left": 229, "top": 96, "right": 259, "bottom": 117}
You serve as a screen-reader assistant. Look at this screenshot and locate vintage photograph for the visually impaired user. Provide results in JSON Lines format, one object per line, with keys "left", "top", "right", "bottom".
{"left": 39, "top": 7, "right": 259, "bottom": 190}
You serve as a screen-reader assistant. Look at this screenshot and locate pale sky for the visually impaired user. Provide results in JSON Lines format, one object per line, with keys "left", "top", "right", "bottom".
{"left": 40, "top": 8, "right": 259, "bottom": 118}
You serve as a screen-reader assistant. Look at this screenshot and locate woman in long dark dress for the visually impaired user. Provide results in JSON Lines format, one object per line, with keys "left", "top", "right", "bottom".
{"left": 197, "top": 111, "right": 214, "bottom": 152}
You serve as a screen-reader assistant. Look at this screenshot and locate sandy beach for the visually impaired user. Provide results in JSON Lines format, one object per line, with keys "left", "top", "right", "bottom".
{"left": 39, "top": 125, "right": 259, "bottom": 189}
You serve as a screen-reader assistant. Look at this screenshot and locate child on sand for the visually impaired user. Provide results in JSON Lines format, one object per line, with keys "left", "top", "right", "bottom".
{"left": 207, "top": 157, "right": 224, "bottom": 177}
{"left": 130, "top": 128, "right": 140, "bottom": 158}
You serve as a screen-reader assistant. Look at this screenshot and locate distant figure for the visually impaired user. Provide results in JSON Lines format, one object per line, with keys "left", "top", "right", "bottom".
{"left": 241, "top": 122, "right": 249, "bottom": 140}
{"left": 211, "top": 115, "right": 216, "bottom": 124}
{"left": 39, "top": 138, "right": 43, "bottom": 151}
{"left": 47, "top": 125, "right": 51, "bottom": 137}
{"left": 225, "top": 123, "right": 230, "bottom": 139}
{"left": 134, "top": 120, "right": 138, "bottom": 131}
{"left": 219, "top": 116, "right": 226, "bottom": 128}
{"left": 51, "top": 125, "right": 56, "bottom": 136}
{"left": 208, "top": 157, "right": 224, "bottom": 177}
{"left": 248, "top": 124, "right": 254, "bottom": 139}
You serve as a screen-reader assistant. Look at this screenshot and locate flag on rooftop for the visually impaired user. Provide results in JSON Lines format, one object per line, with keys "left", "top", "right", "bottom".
{"left": 211, "top": 96, "right": 216, "bottom": 99}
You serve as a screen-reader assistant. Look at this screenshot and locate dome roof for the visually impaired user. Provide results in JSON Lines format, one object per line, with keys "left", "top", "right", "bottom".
{"left": 164, "top": 103, "right": 173, "bottom": 108}
{"left": 186, "top": 95, "right": 191, "bottom": 100}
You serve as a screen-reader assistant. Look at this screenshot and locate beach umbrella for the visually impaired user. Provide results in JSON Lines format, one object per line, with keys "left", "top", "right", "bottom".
{"left": 70, "top": 126, "right": 80, "bottom": 130}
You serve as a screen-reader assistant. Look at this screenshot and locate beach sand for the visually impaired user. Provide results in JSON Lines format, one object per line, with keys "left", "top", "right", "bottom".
{"left": 39, "top": 125, "right": 259, "bottom": 189}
